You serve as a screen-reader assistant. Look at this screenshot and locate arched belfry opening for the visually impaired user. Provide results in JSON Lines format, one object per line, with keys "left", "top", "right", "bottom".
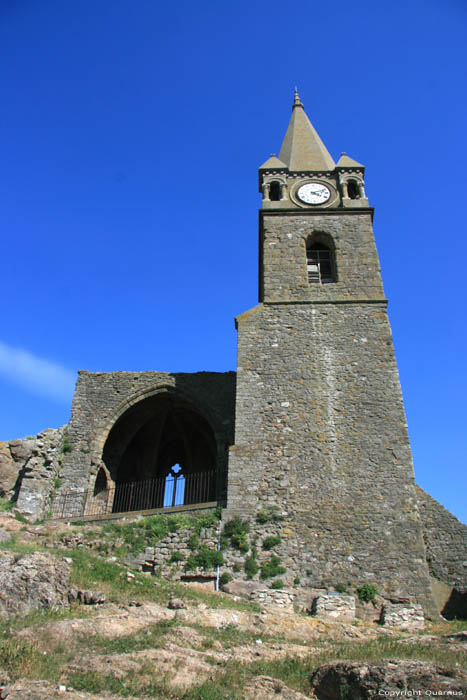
{"left": 102, "top": 391, "right": 217, "bottom": 513}
{"left": 306, "top": 234, "right": 336, "bottom": 284}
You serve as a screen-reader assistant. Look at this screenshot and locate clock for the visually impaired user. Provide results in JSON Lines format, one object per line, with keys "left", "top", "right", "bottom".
{"left": 297, "top": 182, "right": 331, "bottom": 205}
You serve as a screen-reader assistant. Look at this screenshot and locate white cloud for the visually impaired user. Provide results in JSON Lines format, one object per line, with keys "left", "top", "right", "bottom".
{"left": 0, "top": 340, "right": 76, "bottom": 403}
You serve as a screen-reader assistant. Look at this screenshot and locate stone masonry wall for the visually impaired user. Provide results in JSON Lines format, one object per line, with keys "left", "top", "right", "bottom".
{"left": 416, "top": 485, "right": 467, "bottom": 590}
{"left": 227, "top": 300, "right": 436, "bottom": 614}
{"left": 59, "top": 371, "right": 235, "bottom": 497}
{"left": 259, "top": 211, "right": 385, "bottom": 303}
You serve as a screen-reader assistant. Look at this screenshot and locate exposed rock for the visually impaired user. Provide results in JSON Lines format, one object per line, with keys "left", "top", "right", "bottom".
{"left": 0, "top": 551, "right": 70, "bottom": 618}
{"left": 0, "top": 443, "right": 19, "bottom": 496}
{"left": 221, "top": 579, "right": 265, "bottom": 598}
{"left": 65, "top": 644, "right": 216, "bottom": 691}
{"left": 68, "top": 589, "right": 106, "bottom": 605}
{"left": 311, "top": 659, "right": 467, "bottom": 699}
{"left": 168, "top": 597, "right": 187, "bottom": 610}
{"left": 380, "top": 602, "right": 424, "bottom": 630}
{"left": 13, "top": 428, "right": 65, "bottom": 520}
{"left": 7, "top": 440, "right": 35, "bottom": 463}
{"left": 243, "top": 675, "right": 314, "bottom": 700}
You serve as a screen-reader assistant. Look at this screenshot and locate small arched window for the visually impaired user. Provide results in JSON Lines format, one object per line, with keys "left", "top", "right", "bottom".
{"left": 347, "top": 180, "right": 360, "bottom": 200}
{"left": 163, "top": 464, "right": 185, "bottom": 508}
{"left": 93, "top": 467, "right": 108, "bottom": 497}
{"left": 269, "top": 181, "right": 281, "bottom": 201}
{"left": 306, "top": 241, "right": 335, "bottom": 284}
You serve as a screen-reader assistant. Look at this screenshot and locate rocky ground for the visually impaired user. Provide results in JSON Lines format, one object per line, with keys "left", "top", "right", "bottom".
{"left": 0, "top": 510, "right": 465, "bottom": 700}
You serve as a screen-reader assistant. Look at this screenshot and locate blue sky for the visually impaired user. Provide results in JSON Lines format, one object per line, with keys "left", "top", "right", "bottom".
{"left": 1, "top": 0, "right": 466, "bottom": 522}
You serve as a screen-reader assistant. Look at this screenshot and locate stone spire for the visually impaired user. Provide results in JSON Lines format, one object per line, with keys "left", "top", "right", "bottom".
{"left": 278, "top": 89, "right": 335, "bottom": 171}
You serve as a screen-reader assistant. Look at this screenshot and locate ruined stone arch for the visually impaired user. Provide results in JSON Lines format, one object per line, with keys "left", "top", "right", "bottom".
{"left": 92, "top": 385, "right": 220, "bottom": 512}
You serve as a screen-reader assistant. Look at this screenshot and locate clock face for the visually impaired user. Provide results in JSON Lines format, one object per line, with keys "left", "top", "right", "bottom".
{"left": 297, "top": 182, "right": 331, "bottom": 205}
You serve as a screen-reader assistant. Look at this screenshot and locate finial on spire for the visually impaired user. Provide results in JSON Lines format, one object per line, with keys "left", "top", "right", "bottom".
{"left": 293, "top": 87, "right": 303, "bottom": 109}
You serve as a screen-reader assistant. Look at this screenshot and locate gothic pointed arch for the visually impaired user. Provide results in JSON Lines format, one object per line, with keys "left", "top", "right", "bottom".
{"left": 101, "top": 389, "right": 217, "bottom": 512}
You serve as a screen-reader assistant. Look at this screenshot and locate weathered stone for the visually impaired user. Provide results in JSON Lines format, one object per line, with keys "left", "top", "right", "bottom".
{"left": 311, "top": 659, "right": 467, "bottom": 699}
{"left": 416, "top": 485, "right": 467, "bottom": 608}
{"left": 168, "top": 598, "right": 187, "bottom": 610}
{"left": 10, "top": 428, "right": 65, "bottom": 520}
{"left": 67, "top": 588, "right": 78, "bottom": 602}
{"left": 90, "top": 591, "right": 106, "bottom": 605}
{"left": 0, "top": 444, "right": 19, "bottom": 496}
{"left": 8, "top": 439, "right": 35, "bottom": 462}
{"left": 221, "top": 580, "right": 265, "bottom": 598}
{"left": 0, "top": 551, "right": 70, "bottom": 618}
{"left": 311, "top": 594, "right": 356, "bottom": 620}
{"left": 381, "top": 602, "right": 425, "bottom": 630}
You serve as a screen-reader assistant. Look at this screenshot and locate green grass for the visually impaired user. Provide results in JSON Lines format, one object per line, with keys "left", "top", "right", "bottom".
{"left": 0, "top": 496, "right": 15, "bottom": 512}
{"left": 0, "top": 605, "right": 95, "bottom": 637}
{"left": 67, "top": 669, "right": 173, "bottom": 698}
{"left": 67, "top": 547, "right": 261, "bottom": 613}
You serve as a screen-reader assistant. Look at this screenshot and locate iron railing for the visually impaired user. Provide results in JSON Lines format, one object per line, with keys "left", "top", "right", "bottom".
{"left": 51, "top": 470, "right": 216, "bottom": 519}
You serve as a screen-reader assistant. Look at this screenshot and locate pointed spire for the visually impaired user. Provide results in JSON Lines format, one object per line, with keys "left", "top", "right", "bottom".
{"left": 293, "top": 87, "right": 303, "bottom": 109}
{"left": 278, "top": 90, "right": 335, "bottom": 171}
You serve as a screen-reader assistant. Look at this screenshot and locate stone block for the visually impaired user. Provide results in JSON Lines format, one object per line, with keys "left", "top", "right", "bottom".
{"left": 381, "top": 602, "right": 425, "bottom": 630}
{"left": 311, "top": 593, "right": 356, "bottom": 620}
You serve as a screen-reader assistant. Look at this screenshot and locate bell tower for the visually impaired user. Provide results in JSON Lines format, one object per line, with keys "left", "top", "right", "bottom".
{"left": 227, "top": 91, "right": 436, "bottom": 613}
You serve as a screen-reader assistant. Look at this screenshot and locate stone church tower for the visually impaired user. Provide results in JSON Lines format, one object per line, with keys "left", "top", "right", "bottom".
{"left": 15, "top": 90, "right": 457, "bottom": 614}
{"left": 226, "top": 90, "right": 435, "bottom": 610}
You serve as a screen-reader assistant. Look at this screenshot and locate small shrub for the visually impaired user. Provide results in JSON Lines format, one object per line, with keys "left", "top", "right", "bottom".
{"left": 223, "top": 517, "right": 250, "bottom": 538}
{"left": 219, "top": 572, "right": 232, "bottom": 586}
{"left": 262, "top": 535, "right": 281, "bottom": 550}
{"left": 61, "top": 431, "right": 73, "bottom": 455}
{"left": 244, "top": 556, "right": 259, "bottom": 579}
{"left": 54, "top": 476, "right": 62, "bottom": 489}
{"left": 293, "top": 577, "right": 301, "bottom": 585}
{"left": 230, "top": 533, "right": 249, "bottom": 552}
{"left": 170, "top": 551, "right": 184, "bottom": 563}
{"left": 185, "top": 546, "right": 223, "bottom": 571}
{"left": 306, "top": 570, "right": 313, "bottom": 576}
{"left": 256, "top": 506, "right": 283, "bottom": 524}
{"left": 187, "top": 534, "right": 200, "bottom": 551}
{"left": 233, "top": 563, "right": 241, "bottom": 573}
{"left": 223, "top": 517, "right": 250, "bottom": 553}
{"left": 270, "top": 579, "right": 284, "bottom": 589}
{"left": 357, "top": 583, "right": 378, "bottom": 603}
{"left": 260, "top": 555, "right": 286, "bottom": 580}
{"left": 335, "top": 582, "right": 347, "bottom": 593}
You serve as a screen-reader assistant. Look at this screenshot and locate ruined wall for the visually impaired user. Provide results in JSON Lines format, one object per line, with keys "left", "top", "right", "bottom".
{"left": 59, "top": 371, "right": 236, "bottom": 497}
{"left": 416, "top": 485, "right": 467, "bottom": 590}
{"left": 0, "top": 428, "right": 65, "bottom": 519}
